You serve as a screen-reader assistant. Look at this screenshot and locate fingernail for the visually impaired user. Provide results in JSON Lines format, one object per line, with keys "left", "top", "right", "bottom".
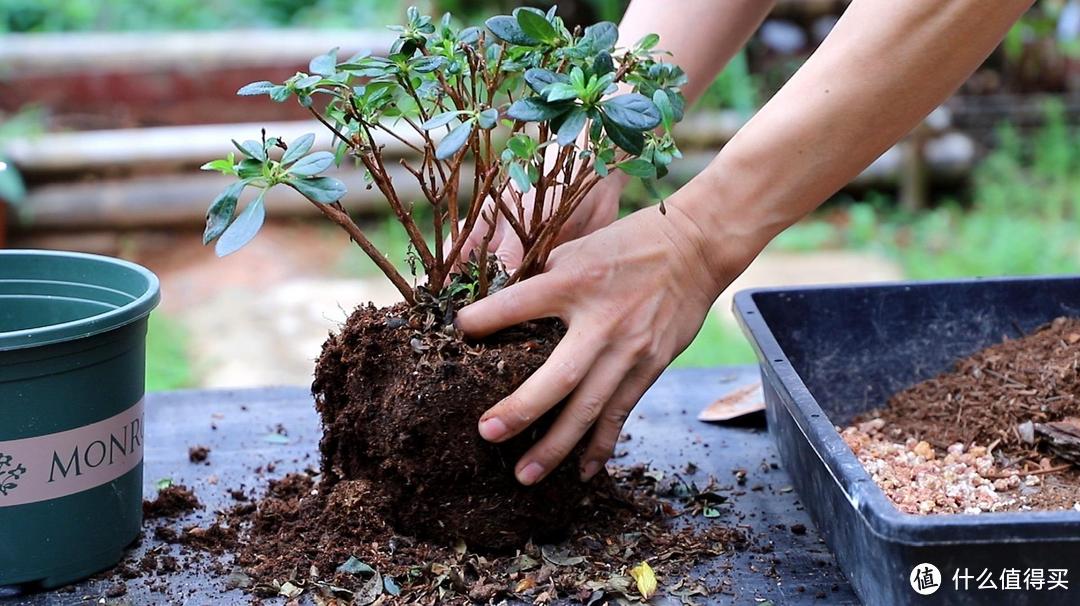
{"left": 518, "top": 461, "right": 545, "bottom": 485}
{"left": 580, "top": 460, "right": 601, "bottom": 482}
{"left": 478, "top": 416, "right": 508, "bottom": 441}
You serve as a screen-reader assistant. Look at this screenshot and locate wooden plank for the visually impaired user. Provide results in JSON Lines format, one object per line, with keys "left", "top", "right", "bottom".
{"left": 15, "top": 162, "right": 472, "bottom": 230}
{"left": 5, "top": 121, "right": 422, "bottom": 175}
{"left": 0, "top": 30, "right": 396, "bottom": 76}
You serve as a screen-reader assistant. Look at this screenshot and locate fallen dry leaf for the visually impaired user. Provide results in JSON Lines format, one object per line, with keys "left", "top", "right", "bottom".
{"left": 698, "top": 382, "right": 765, "bottom": 422}
{"left": 515, "top": 577, "right": 537, "bottom": 593}
{"left": 629, "top": 561, "right": 658, "bottom": 599}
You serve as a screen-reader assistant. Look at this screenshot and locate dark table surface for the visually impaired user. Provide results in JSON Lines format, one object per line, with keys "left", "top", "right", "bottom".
{"left": 6, "top": 366, "right": 858, "bottom": 605}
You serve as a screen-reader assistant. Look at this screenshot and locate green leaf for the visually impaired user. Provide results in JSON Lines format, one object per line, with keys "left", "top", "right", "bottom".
{"left": 200, "top": 153, "right": 236, "bottom": 175}
{"left": 544, "top": 83, "right": 579, "bottom": 103}
{"left": 215, "top": 190, "right": 265, "bottom": 257}
{"left": 617, "top": 158, "right": 656, "bottom": 179}
{"left": 653, "top": 89, "right": 674, "bottom": 131}
{"left": 667, "top": 89, "right": 686, "bottom": 122}
{"left": 477, "top": 108, "right": 499, "bottom": 129}
{"left": 236, "top": 159, "right": 263, "bottom": 179}
{"left": 506, "top": 97, "right": 570, "bottom": 122}
{"left": 507, "top": 135, "right": 535, "bottom": 159}
{"left": 337, "top": 556, "right": 377, "bottom": 576}
{"left": 509, "top": 162, "right": 531, "bottom": 193}
{"left": 288, "top": 151, "right": 334, "bottom": 177}
{"left": 592, "top": 51, "right": 614, "bottom": 76}
{"left": 237, "top": 81, "right": 276, "bottom": 96}
{"left": 155, "top": 478, "right": 173, "bottom": 490}
{"left": 594, "top": 161, "right": 609, "bottom": 178}
{"left": 421, "top": 110, "right": 464, "bottom": 130}
{"left": 637, "top": 33, "right": 660, "bottom": 50}
{"left": 294, "top": 74, "right": 322, "bottom": 89}
{"left": 309, "top": 48, "right": 338, "bottom": 77}
{"left": 0, "top": 159, "right": 25, "bottom": 204}
{"left": 435, "top": 119, "right": 474, "bottom": 160}
{"left": 557, "top": 108, "right": 588, "bottom": 147}
{"left": 524, "top": 68, "right": 567, "bottom": 95}
{"left": 601, "top": 94, "right": 661, "bottom": 131}
{"left": 642, "top": 177, "right": 663, "bottom": 201}
{"left": 485, "top": 15, "right": 537, "bottom": 45}
{"left": 410, "top": 56, "right": 446, "bottom": 73}
{"left": 515, "top": 7, "right": 556, "bottom": 43}
{"left": 269, "top": 85, "right": 290, "bottom": 102}
{"left": 583, "top": 22, "right": 618, "bottom": 51}
{"left": 287, "top": 176, "right": 347, "bottom": 204}
{"left": 233, "top": 139, "right": 267, "bottom": 162}
{"left": 203, "top": 181, "right": 245, "bottom": 244}
{"left": 458, "top": 26, "right": 481, "bottom": 44}
{"left": 282, "top": 133, "right": 316, "bottom": 165}
{"left": 601, "top": 114, "right": 644, "bottom": 155}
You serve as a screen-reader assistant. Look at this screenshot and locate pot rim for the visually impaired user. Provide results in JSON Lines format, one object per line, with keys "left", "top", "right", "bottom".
{"left": 0, "top": 249, "right": 161, "bottom": 351}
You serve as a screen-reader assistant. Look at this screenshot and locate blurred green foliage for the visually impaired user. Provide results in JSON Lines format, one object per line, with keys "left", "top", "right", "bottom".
{"left": 146, "top": 313, "right": 195, "bottom": 392}
{"left": 1, "top": 0, "right": 400, "bottom": 32}
{"left": 0, "top": 108, "right": 44, "bottom": 205}
{"left": 0, "top": 0, "right": 628, "bottom": 32}
{"left": 694, "top": 51, "right": 759, "bottom": 115}
{"left": 899, "top": 101, "right": 1080, "bottom": 278}
{"left": 672, "top": 312, "right": 756, "bottom": 368}
{"left": 776, "top": 99, "right": 1080, "bottom": 280}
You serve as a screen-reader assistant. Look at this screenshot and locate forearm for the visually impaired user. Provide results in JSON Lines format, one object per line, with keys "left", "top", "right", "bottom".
{"left": 618, "top": 0, "right": 775, "bottom": 106}
{"left": 583, "top": 0, "right": 774, "bottom": 200}
{"left": 674, "top": 0, "right": 1032, "bottom": 276}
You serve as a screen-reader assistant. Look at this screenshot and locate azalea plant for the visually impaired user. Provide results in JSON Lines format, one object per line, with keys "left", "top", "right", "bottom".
{"left": 202, "top": 6, "right": 685, "bottom": 311}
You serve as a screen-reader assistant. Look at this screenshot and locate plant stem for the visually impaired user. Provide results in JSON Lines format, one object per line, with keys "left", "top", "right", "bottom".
{"left": 314, "top": 200, "right": 415, "bottom": 304}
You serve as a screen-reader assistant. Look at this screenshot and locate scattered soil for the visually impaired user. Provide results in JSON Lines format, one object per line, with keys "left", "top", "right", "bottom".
{"left": 127, "top": 463, "right": 747, "bottom": 604}
{"left": 97, "top": 302, "right": 756, "bottom": 603}
{"left": 142, "top": 484, "right": 202, "bottom": 519}
{"left": 313, "top": 303, "right": 606, "bottom": 551}
{"left": 188, "top": 445, "right": 211, "bottom": 463}
{"left": 850, "top": 317, "right": 1080, "bottom": 512}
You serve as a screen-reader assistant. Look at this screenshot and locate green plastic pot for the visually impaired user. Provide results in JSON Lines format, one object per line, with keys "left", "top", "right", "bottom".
{"left": 0, "top": 250, "right": 159, "bottom": 589}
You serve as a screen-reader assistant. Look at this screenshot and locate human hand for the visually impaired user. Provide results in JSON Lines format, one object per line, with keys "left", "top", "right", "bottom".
{"left": 449, "top": 168, "right": 626, "bottom": 271}
{"left": 455, "top": 186, "right": 763, "bottom": 485}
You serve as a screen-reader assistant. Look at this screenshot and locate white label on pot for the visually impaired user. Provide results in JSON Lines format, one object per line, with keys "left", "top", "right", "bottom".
{"left": 0, "top": 398, "right": 143, "bottom": 507}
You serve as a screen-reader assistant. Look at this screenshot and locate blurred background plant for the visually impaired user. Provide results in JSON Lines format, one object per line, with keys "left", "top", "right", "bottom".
{"left": 3, "top": 0, "right": 1080, "bottom": 386}
{"left": 0, "top": 108, "right": 43, "bottom": 204}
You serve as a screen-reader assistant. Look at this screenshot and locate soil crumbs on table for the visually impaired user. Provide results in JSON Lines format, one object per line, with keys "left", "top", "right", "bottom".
{"left": 118, "top": 465, "right": 748, "bottom": 604}
{"left": 142, "top": 484, "right": 201, "bottom": 519}
{"left": 847, "top": 317, "right": 1080, "bottom": 514}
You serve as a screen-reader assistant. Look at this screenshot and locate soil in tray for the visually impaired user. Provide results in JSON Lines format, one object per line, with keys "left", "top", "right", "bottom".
{"left": 847, "top": 317, "right": 1080, "bottom": 513}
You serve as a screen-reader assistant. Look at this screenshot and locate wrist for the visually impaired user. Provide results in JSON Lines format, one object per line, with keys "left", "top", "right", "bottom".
{"left": 665, "top": 168, "right": 778, "bottom": 293}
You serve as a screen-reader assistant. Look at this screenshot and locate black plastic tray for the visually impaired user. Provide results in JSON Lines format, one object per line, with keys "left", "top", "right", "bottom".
{"left": 734, "top": 276, "right": 1080, "bottom": 605}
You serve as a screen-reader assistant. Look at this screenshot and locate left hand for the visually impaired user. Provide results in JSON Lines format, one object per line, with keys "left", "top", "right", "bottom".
{"left": 455, "top": 193, "right": 759, "bottom": 485}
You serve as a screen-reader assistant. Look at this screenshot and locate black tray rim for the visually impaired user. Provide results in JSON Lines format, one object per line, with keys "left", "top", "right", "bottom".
{"left": 733, "top": 274, "right": 1080, "bottom": 546}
